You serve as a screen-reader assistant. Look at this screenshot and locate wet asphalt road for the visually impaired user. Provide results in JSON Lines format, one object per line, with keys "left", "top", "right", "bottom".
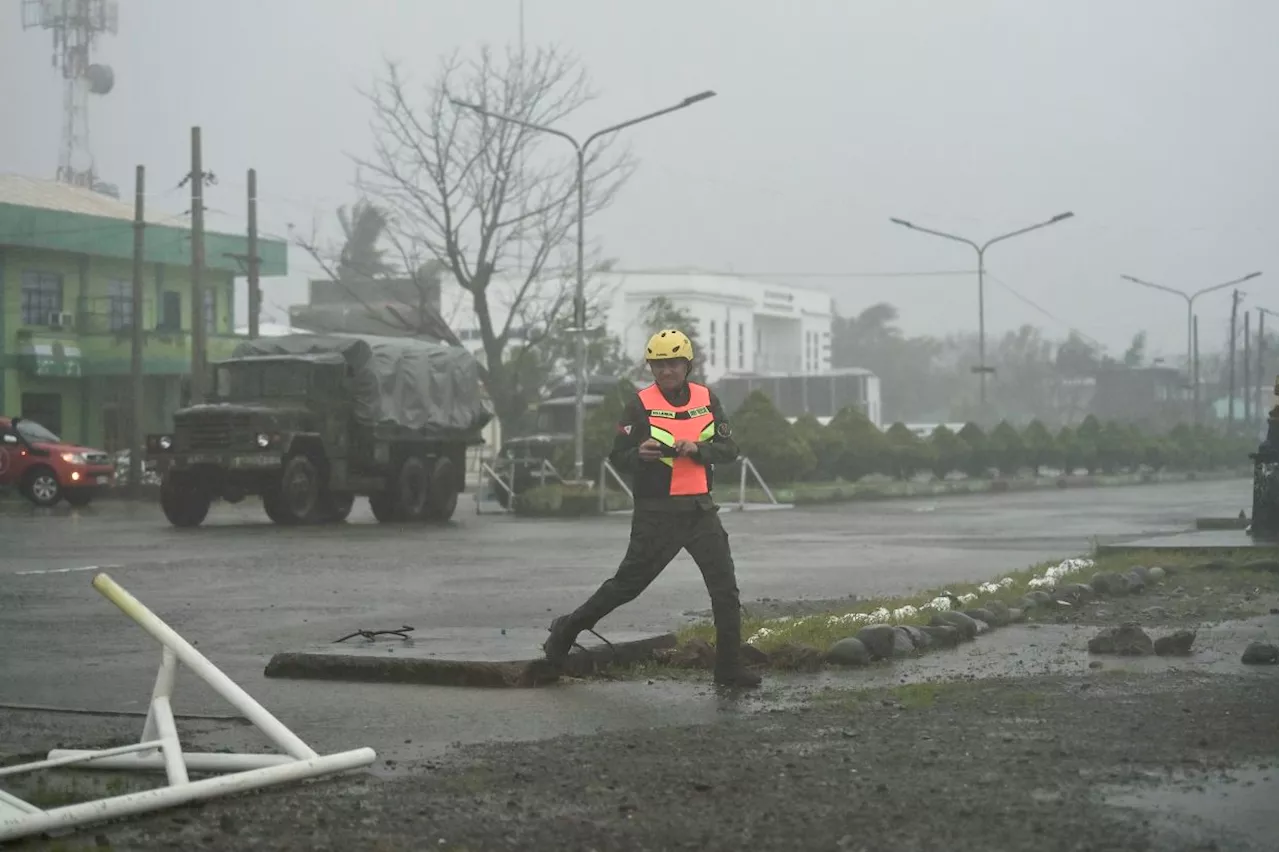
{"left": 0, "top": 478, "right": 1252, "bottom": 764}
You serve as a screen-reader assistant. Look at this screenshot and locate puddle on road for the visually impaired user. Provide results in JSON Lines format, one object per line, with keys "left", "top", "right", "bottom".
{"left": 1100, "top": 766, "right": 1279, "bottom": 852}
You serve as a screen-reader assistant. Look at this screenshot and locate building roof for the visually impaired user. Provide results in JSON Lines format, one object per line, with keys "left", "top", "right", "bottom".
{"left": 603, "top": 268, "right": 833, "bottom": 306}
{"left": 0, "top": 173, "right": 143, "bottom": 221}
{"left": 0, "top": 173, "right": 287, "bottom": 275}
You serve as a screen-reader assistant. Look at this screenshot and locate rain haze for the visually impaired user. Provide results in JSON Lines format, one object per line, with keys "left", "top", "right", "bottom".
{"left": 3, "top": 3, "right": 1280, "bottom": 848}
{"left": 2, "top": 0, "right": 1276, "bottom": 358}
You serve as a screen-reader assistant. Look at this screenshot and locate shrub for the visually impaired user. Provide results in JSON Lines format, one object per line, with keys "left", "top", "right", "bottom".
{"left": 828, "top": 406, "right": 889, "bottom": 481}
{"left": 731, "top": 391, "right": 815, "bottom": 486}
{"left": 792, "top": 413, "right": 846, "bottom": 481}
{"left": 955, "top": 422, "right": 989, "bottom": 478}
{"left": 883, "top": 422, "right": 935, "bottom": 480}
{"left": 927, "top": 424, "right": 967, "bottom": 480}
{"left": 1021, "top": 420, "right": 1059, "bottom": 475}
{"left": 986, "top": 420, "right": 1026, "bottom": 477}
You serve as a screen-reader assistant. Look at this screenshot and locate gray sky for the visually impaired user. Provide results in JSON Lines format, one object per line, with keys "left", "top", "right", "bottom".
{"left": 3, "top": 0, "right": 1277, "bottom": 360}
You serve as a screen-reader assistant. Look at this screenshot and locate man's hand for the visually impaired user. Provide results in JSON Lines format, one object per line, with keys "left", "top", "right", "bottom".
{"left": 674, "top": 440, "right": 699, "bottom": 458}
{"left": 638, "top": 439, "right": 663, "bottom": 461}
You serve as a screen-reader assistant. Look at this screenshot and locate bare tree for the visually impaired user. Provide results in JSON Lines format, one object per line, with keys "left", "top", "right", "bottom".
{"left": 346, "top": 44, "right": 634, "bottom": 433}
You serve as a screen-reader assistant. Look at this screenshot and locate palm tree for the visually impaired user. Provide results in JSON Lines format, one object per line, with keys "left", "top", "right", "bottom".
{"left": 336, "top": 199, "right": 393, "bottom": 281}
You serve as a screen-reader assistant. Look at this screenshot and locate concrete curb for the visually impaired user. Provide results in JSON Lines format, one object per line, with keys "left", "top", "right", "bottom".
{"left": 263, "top": 632, "right": 677, "bottom": 689}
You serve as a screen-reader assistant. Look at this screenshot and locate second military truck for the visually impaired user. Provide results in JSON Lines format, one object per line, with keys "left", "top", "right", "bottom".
{"left": 148, "top": 333, "right": 492, "bottom": 528}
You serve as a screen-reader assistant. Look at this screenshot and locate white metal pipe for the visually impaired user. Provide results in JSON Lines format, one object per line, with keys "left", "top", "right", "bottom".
{"left": 0, "top": 741, "right": 166, "bottom": 778}
{"left": 738, "top": 457, "right": 748, "bottom": 510}
{"left": 140, "top": 647, "right": 178, "bottom": 755}
{"left": 0, "top": 789, "right": 39, "bottom": 816}
{"left": 89, "top": 573, "right": 317, "bottom": 761}
{"left": 45, "top": 750, "right": 296, "bottom": 773}
{"left": 745, "top": 457, "right": 779, "bottom": 504}
{"left": 0, "top": 747, "right": 376, "bottom": 843}
{"left": 150, "top": 696, "right": 189, "bottom": 786}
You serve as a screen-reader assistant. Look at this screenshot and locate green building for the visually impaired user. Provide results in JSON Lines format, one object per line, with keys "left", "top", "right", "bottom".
{"left": 0, "top": 173, "right": 287, "bottom": 449}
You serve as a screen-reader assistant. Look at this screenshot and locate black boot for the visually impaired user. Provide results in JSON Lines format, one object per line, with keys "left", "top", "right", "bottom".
{"left": 542, "top": 614, "right": 582, "bottom": 667}
{"left": 712, "top": 602, "right": 762, "bottom": 688}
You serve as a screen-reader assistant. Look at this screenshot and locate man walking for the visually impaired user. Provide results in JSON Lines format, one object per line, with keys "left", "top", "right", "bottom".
{"left": 543, "top": 329, "right": 762, "bottom": 688}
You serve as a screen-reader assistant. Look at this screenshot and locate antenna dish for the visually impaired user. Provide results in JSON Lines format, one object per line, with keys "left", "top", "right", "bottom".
{"left": 86, "top": 63, "right": 114, "bottom": 94}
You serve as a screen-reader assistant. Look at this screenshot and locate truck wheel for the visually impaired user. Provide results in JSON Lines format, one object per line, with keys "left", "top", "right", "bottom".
{"left": 262, "top": 489, "right": 295, "bottom": 525}
{"left": 277, "top": 455, "right": 322, "bottom": 524}
{"left": 160, "top": 474, "right": 210, "bottom": 528}
{"left": 320, "top": 492, "right": 355, "bottom": 523}
{"left": 22, "top": 465, "right": 63, "bottom": 504}
{"left": 23, "top": 466, "right": 62, "bottom": 508}
{"left": 394, "top": 456, "right": 429, "bottom": 521}
{"left": 369, "top": 492, "right": 399, "bottom": 523}
{"left": 424, "top": 456, "right": 459, "bottom": 522}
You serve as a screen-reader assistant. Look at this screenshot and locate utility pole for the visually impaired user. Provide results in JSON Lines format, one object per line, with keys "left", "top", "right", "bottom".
{"left": 1193, "top": 315, "right": 1201, "bottom": 426}
{"left": 128, "top": 165, "right": 146, "bottom": 499}
{"left": 1228, "top": 289, "right": 1241, "bottom": 433}
{"left": 1259, "top": 309, "right": 1270, "bottom": 426}
{"left": 247, "top": 168, "right": 260, "bottom": 340}
{"left": 1243, "top": 314, "right": 1251, "bottom": 424}
{"left": 891, "top": 212, "right": 1075, "bottom": 416}
{"left": 189, "top": 126, "right": 207, "bottom": 403}
{"left": 451, "top": 89, "right": 718, "bottom": 481}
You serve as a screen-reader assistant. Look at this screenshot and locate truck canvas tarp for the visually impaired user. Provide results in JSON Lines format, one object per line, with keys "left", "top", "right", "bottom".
{"left": 231, "top": 333, "right": 493, "bottom": 442}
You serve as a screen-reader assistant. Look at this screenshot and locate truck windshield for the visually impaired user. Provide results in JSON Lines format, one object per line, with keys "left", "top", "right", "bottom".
{"left": 214, "top": 362, "right": 312, "bottom": 400}
{"left": 16, "top": 419, "right": 61, "bottom": 443}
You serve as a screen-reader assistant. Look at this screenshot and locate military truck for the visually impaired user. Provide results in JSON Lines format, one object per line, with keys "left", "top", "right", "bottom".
{"left": 147, "top": 333, "right": 492, "bottom": 528}
{"left": 488, "top": 374, "right": 637, "bottom": 505}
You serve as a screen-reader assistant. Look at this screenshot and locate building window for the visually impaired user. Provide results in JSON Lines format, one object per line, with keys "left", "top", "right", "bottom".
{"left": 159, "top": 291, "right": 182, "bottom": 331}
{"left": 107, "top": 279, "right": 132, "bottom": 331}
{"left": 709, "top": 320, "right": 717, "bottom": 367}
{"left": 737, "top": 322, "right": 745, "bottom": 369}
{"left": 21, "top": 271, "right": 63, "bottom": 326}
{"left": 20, "top": 392, "right": 63, "bottom": 437}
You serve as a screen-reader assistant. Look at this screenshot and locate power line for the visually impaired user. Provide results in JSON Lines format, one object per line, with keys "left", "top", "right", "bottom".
{"left": 607, "top": 267, "right": 974, "bottom": 279}
{"left": 983, "top": 270, "right": 1106, "bottom": 348}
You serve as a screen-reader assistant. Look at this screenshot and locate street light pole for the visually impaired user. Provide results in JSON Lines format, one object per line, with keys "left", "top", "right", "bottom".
{"left": 888, "top": 212, "right": 1074, "bottom": 413}
{"left": 452, "top": 90, "right": 717, "bottom": 481}
{"left": 1120, "top": 271, "right": 1262, "bottom": 420}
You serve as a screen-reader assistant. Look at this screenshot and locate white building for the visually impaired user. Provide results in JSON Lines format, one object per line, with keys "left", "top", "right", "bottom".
{"left": 599, "top": 270, "right": 833, "bottom": 382}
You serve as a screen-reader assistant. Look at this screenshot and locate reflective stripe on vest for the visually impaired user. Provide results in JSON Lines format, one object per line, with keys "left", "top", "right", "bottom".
{"left": 638, "top": 382, "right": 717, "bottom": 496}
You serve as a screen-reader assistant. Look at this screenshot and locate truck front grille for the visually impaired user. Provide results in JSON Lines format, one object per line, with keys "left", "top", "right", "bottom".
{"left": 178, "top": 413, "right": 252, "bottom": 451}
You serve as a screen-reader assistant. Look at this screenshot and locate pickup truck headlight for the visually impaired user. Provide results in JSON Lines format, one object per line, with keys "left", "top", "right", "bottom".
{"left": 158, "top": 435, "right": 173, "bottom": 450}
{"left": 256, "top": 433, "right": 272, "bottom": 448}
{"left": 60, "top": 452, "right": 87, "bottom": 464}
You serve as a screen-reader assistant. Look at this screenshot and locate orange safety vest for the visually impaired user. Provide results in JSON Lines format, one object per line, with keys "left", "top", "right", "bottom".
{"left": 638, "top": 382, "right": 718, "bottom": 496}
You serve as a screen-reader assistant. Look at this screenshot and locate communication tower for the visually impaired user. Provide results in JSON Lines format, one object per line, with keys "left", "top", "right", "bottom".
{"left": 21, "top": 0, "right": 119, "bottom": 197}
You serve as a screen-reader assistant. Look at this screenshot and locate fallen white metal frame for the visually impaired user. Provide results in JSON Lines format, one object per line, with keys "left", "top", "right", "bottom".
{"left": 598, "top": 459, "right": 635, "bottom": 515}
{"left": 597, "top": 456, "right": 794, "bottom": 514}
{"left": 474, "top": 460, "right": 516, "bottom": 514}
{"left": 734, "top": 456, "right": 795, "bottom": 512}
{"left": 0, "top": 573, "right": 376, "bottom": 843}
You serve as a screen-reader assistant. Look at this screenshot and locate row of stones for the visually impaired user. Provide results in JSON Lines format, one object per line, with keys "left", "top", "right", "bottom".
{"left": 663, "top": 563, "right": 1169, "bottom": 671}
{"left": 777, "top": 565, "right": 1175, "bottom": 669}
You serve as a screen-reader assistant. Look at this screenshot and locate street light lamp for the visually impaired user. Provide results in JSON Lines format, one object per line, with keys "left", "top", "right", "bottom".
{"left": 452, "top": 90, "right": 717, "bottom": 481}
{"left": 888, "top": 211, "right": 1075, "bottom": 411}
{"left": 1120, "top": 271, "right": 1262, "bottom": 410}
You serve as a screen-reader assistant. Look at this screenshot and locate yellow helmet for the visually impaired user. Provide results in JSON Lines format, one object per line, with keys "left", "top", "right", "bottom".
{"left": 645, "top": 329, "right": 694, "bottom": 362}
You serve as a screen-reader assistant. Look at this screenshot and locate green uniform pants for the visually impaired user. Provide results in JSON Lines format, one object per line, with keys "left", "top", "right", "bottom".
{"left": 567, "top": 505, "right": 744, "bottom": 668}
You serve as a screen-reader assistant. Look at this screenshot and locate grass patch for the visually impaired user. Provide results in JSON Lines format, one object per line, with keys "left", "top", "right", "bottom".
{"left": 676, "top": 549, "right": 1274, "bottom": 657}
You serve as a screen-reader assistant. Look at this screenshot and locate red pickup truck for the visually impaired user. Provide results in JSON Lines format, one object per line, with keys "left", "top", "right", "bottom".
{"left": 0, "top": 415, "right": 116, "bottom": 508}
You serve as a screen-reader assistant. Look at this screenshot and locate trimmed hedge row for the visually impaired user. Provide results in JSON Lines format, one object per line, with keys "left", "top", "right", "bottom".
{"left": 726, "top": 390, "right": 1259, "bottom": 488}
